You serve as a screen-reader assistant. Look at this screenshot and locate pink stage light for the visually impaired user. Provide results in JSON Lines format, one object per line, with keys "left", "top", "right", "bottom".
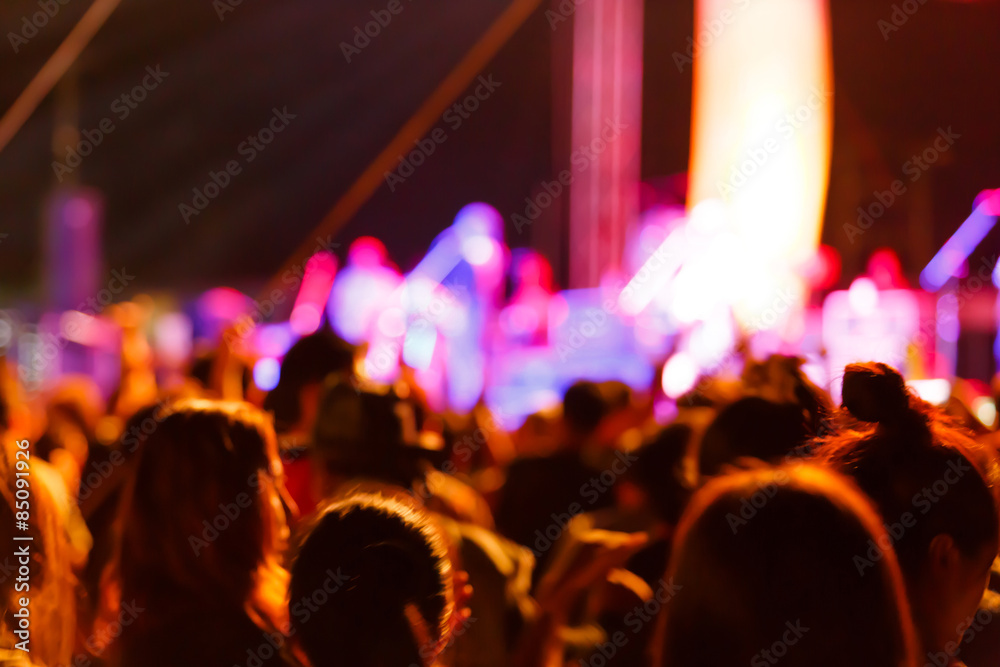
{"left": 255, "top": 322, "right": 296, "bottom": 358}
{"left": 349, "top": 236, "right": 389, "bottom": 268}
{"left": 800, "top": 244, "right": 841, "bottom": 291}
{"left": 200, "top": 287, "right": 250, "bottom": 321}
{"left": 290, "top": 252, "right": 338, "bottom": 336}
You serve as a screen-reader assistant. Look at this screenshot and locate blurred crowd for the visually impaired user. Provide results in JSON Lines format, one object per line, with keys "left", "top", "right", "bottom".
{"left": 3, "top": 315, "right": 1000, "bottom": 667}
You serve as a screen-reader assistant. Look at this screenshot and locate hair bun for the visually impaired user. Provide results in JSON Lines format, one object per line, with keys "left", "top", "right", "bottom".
{"left": 841, "top": 363, "right": 910, "bottom": 424}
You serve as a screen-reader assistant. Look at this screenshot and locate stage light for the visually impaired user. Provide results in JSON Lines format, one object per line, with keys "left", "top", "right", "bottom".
{"left": 60, "top": 310, "right": 94, "bottom": 343}
{"left": 200, "top": 287, "right": 250, "bottom": 320}
{"left": 255, "top": 323, "right": 296, "bottom": 358}
{"left": 453, "top": 202, "right": 503, "bottom": 238}
{"left": 907, "top": 379, "right": 951, "bottom": 406}
{"left": 403, "top": 323, "right": 437, "bottom": 370}
{"left": 848, "top": 277, "right": 878, "bottom": 316}
{"left": 290, "top": 252, "right": 337, "bottom": 336}
{"left": 662, "top": 352, "right": 698, "bottom": 399}
{"left": 348, "top": 236, "right": 388, "bottom": 267}
{"left": 688, "top": 0, "right": 833, "bottom": 331}
{"left": 974, "top": 396, "right": 997, "bottom": 428}
{"left": 618, "top": 227, "right": 686, "bottom": 316}
{"left": 153, "top": 312, "right": 193, "bottom": 365}
{"left": 461, "top": 236, "right": 496, "bottom": 266}
{"left": 377, "top": 307, "right": 407, "bottom": 338}
{"left": 253, "top": 357, "right": 281, "bottom": 391}
{"left": 549, "top": 293, "right": 570, "bottom": 328}
{"left": 920, "top": 190, "right": 998, "bottom": 291}
{"left": 800, "top": 245, "right": 841, "bottom": 290}
{"left": 289, "top": 304, "right": 322, "bottom": 336}
{"left": 687, "top": 198, "right": 726, "bottom": 236}
{"left": 65, "top": 196, "right": 96, "bottom": 229}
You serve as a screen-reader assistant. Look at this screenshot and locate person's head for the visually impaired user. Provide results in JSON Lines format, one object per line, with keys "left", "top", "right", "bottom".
{"left": 815, "top": 362, "right": 1000, "bottom": 653}
{"left": 264, "top": 331, "right": 355, "bottom": 433}
{"left": 562, "top": 380, "right": 608, "bottom": 445}
{"left": 311, "top": 376, "right": 417, "bottom": 493}
{"left": 36, "top": 375, "right": 104, "bottom": 470}
{"left": 698, "top": 397, "right": 811, "bottom": 477}
{"left": 656, "top": 464, "right": 918, "bottom": 667}
{"left": 289, "top": 493, "right": 455, "bottom": 667}
{"left": 628, "top": 423, "right": 693, "bottom": 525}
{"left": 118, "top": 399, "right": 290, "bottom": 624}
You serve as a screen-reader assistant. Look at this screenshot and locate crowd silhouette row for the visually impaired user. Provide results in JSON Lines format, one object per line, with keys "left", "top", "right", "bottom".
{"left": 3, "top": 327, "right": 1000, "bottom": 667}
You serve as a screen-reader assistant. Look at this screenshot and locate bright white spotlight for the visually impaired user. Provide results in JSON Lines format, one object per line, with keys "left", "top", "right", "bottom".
{"left": 848, "top": 277, "right": 878, "bottom": 316}
{"left": 662, "top": 352, "right": 699, "bottom": 399}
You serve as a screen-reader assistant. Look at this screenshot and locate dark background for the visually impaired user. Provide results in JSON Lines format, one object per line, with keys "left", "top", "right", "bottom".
{"left": 0, "top": 0, "right": 998, "bottom": 299}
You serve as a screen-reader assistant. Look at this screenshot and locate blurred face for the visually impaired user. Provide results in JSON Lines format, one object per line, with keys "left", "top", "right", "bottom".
{"left": 948, "top": 544, "right": 996, "bottom": 641}
{"left": 921, "top": 538, "right": 997, "bottom": 652}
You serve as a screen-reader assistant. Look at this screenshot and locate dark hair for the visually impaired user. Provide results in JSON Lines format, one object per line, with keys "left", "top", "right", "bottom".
{"left": 118, "top": 399, "right": 288, "bottom": 630}
{"left": 562, "top": 381, "right": 608, "bottom": 436}
{"left": 312, "top": 377, "right": 408, "bottom": 482}
{"left": 264, "top": 332, "right": 354, "bottom": 432}
{"left": 698, "top": 397, "right": 811, "bottom": 476}
{"left": 815, "top": 362, "right": 1000, "bottom": 578}
{"left": 289, "top": 494, "right": 452, "bottom": 667}
{"left": 631, "top": 423, "right": 693, "bottom": 524}
{"left": 656, "top": 465, "right": 918, "bottom": 667}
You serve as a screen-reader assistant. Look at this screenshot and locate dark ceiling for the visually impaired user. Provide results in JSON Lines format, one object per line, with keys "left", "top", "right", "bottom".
{"left": 1, "top": 0, "right": 998, "bottom": 302}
